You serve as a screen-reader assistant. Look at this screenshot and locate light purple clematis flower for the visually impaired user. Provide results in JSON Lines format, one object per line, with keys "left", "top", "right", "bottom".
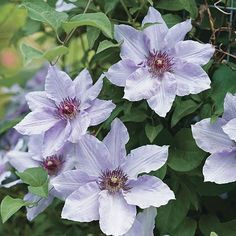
{"left": 14, "top": 67, "right": 115, "bottom": 156}
{"left": 7, "top": 135, "right": 75, "bottom": 221}
{"left": 192, "top": 93, "right": 236, "bottom": 184}
{"left": 106, "top": 7, "right": 214, "bottom": 117}
{"left": 52, "top": 118, "right": 174, "bottom": 236}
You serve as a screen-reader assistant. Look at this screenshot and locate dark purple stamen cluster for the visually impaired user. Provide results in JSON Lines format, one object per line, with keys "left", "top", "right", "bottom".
{"left": 41, "top": 155, "right": 64, "bottom": 176}
{"left": 98, "top": 167, "right": 131, "bottom": 194}
{"left": 147, "top": 51, "right": 174, "bottom": 77}
{"left": 57, "top": 97, "right": 80, "bottom": 120}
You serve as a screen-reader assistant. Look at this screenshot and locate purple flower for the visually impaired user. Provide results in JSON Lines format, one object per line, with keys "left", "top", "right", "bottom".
{"left": 192, "top": 93, "right": 236, "bottom": 184}
{"left": 14, "top": 67, "right": 115, "bottom": 156}
{"left": 106, "top": 7, "right": 214, "bottom": 117}
{"left": 52, "top": 118, "right": 174, "bottom": 236}
{"left": 123, "top": 207, "right": 156, "bottom": 236}
{"left": 7, "top": 135, "right": 75, "bottom": 220}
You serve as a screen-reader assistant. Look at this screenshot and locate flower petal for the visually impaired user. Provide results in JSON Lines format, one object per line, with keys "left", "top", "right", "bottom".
{"left": 115, "top": 24, "right": 150, "bottom": 64}
{"left": 99, "top": 191, "right": 136, "bottom": 236}
{"left": 7, "top": 151, "right": 39, "bottom": 172}
{"left": 124, "top": 68, "right": 158, "bottom": 101}
{"left": 24, "top": 193, "right": 54, "bottom": 221}
{"left": 173, "top": 40, "right": 215, "bottom": 65}
{"left": 68, "top": 113, "right": 90, "bottom": 143}
{"left": 147, "top": 72, "right": 177, "bottom": 117}
{"left": 28, "top": 135, "right": 44, "bottom": 160}
{"left": 43, "top": 120, "right": 71, "bottom": 156}
{"left": 51, "top": 170, "right": 94, "bottom": 199}
{"left": 164, "top": 19, "right": 192, "bottom": 48}
{"left": 142, "top": 7, "right": 168, "bottom": 51}
{"left": 192, "top": 118, "right": 235, "bottom": 153}
{"left": 174, "top": 61, "right": 211, "bottom": 96}
{"left": 86, "top": 99, "right": 115, "bottom": 126}
{"left": 75, "top": 134, "right": 112, "bottom": 177}
{"left": 45, "top": 66, "right": 75, "bottom": 105}
{"left": 14, "top": 110, "right": 59, "bottom": 135}
{"left": 123, "top": 175, "right": 175, "bottom": 209}
{"left": 103, "top": 118, "right": 129, "bottom": 168}
{"left": 222, "top": 118, "right": 236, "bottom": 142}
{"left": 105, "top": 59, "right": 139, "bottom": 87}
{"left": 125, "top": 207, "right": 157, "bottom": 236}
{"left": 203, "top": 150, "right": 236, "bottom": 184}
{"left": 223, "top": 93, "right": 236, "bottom": 121}
{"left": 122, "top": 145, "right": 168, "bottom": 179}
{"left": 26, "top": 91, "right": 56, "bottom": 111}
{"left": 62, "top": 182, "right": 100, "bottom": 222}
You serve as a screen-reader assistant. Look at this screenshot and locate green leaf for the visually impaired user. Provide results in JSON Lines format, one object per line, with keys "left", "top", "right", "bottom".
{"left": 1, "top": 196, "right": 31, "bottom": 223}
{"left": 96, "top": 40, "right": 120, "bottom": 54}
{"left": 180, "top": 0, "right": 198, "bottom": 18}
{"left": 145, "top": 123, "right": 163, "bottom": 143}
{"left": 63, "top": 12, "right": 113, "bottom": 38}
{"left": 20, "top": 43, "right": 43, "bottom": 65}
{"left": 20, "top": 0, "right": 68, "bottom": 32}
{"left": 28, "top": 180, "right": 49, "bottom": 198}
{"left": 87, "top": 26, "right": 100, "bottom": 49}
{"left": 104, "top": 0, "right": 119, "bottom": 14}
{"left": 16, "top": 167, "right": 48, "bottom": 187}
{"left": 156, "top": 0, "right": 184, "bottom": 11}
{"left": 162, "top": 14, "right": 182, "bottom": 28}
{"left": 168, "top": 129, "right": 205, "bottom": 172}
{"left": 0, "top": 117, "right": 23, "bottom": 135}
{"left": 210, "top": 233, "right": 218, "bottom": 236}
{"left": 43, "top": 46, "right": 69, "bottom": 61}
{"left": 172, "top": 218, "right": 197, "bottom": 236}
{"left": 171, "top": 99, "right": 201, "bottom": 127}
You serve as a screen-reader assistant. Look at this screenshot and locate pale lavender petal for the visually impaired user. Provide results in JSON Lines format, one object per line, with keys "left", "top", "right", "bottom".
{"left": 142, "top": 7, "right": 168, "bottom": 51}
{"left": 24, "top": 193, "right": 54, "bottom": 221}
{"left": 124, "top": 68, "right": 158, "bottom": 101}
{"left": 173, "top": 40, "right": 215, "bottom": 65}
{"left": 174, "top": 61, "right": 211, "bottom": 96}
{"left": 203, "top": 150, "right": 236, "bottom": 184}
{"left": 164, "top": 19, "right": 192, "bottom": 48}
{"left": 51, "top": 170, "right": 94, "bottom": 199}
{"left": 147, "top": 72, "right": 177, "bottom": 117}
{"left": 86, "top": 99, "right": 115, "bottom": 126}
{"left": 75, "top": 134, "right": 112, "bottom": 177}
{"left": 222, "top": 118, "right": 236, "bottom": 142}
{"left": 7, "top": 151, "right": 39, "bottom": 172}
{"left": 223, "top": 93, "right": 236, "bottom": 121}
{"left": 115, "top": 25, "right": 150, "bottom": 64}
{"left": 99, "top": 191, "right": 136, "bottom": 236}
{"left": 28, "top": 135, "right": 43, "bottom": 159}
{"left": 122, "top": 145, "right": 169, "bottom": 179}
{"left": 2, "top": 179, "right": 22, "bottom": 188}
{"left": 103, "top": 118, "right": 129, "bottom": 168}
{"left": 62, "top": 182, "right": 100, "bottom": 222}
{"left": 123, "top": 175, "right": 175, "bottom": 209}
{"left": 45, "top": 66, "right": 75, "bottom": 105}
{"left": 43, "top": 120, "right": 71, "bottom": 156}
{"left": 14, "top": 110, "right": 59, "bottom": 135}
{"left": 124, "top": 207, "right": 157, "bottom": 236}
{"left": 0, "top": 171, "right": 11, "bottom": 185}
{"left": 68, "top": 113, "right": 90, "bottom": 143}
{"left": 25, "top": 91, "right": 55, "bottom": 111}
{"left": 192, "top": 118, "right": 235, "bottom": 153}
{"left": 105, "top": 59, "right": 139, "bottom": 87}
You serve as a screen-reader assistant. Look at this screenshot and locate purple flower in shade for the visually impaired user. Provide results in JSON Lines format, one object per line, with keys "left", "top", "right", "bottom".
{"left": 7, "top": 135, "right": 75, "bottom": 220}
{"left": 123, "top": 207, "right": 157, "bottom": 236}
{"left": 105, "top": 7, "right": 214, "bottom": 117}
{"left": 14, "top": 67, "right": 115, "bottom": 156}
{"left": 52, "top": 118, "right": 174, "bottom": 236}
{"left": 192, "top": 93, "right": 236, "bottom": 184}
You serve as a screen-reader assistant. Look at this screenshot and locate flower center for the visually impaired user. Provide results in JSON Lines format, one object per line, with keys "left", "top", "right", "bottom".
{"left": 57, "top": 97, "right": 80, "bottom": 120}
{"left": 98, "top": 167, "right": 131, "bottom": 194}
{"left": 41, "top": 155, "right": 64, "bottom": 176}
{"left": 147, "top": 51, "right": 173, "bottom": 77}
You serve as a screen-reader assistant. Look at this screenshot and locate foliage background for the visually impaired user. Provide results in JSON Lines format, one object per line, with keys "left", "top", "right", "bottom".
{"left": 0, "top": 0, "right": 236, "bottom": 235}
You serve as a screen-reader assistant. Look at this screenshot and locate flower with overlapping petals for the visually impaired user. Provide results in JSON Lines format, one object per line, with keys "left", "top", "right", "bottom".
{"left": 14, "top": 67, "right": 115, "bottom": 156}
{"left": 192, "top": 93, "right": 236, "bottom": 184}
{"left": 106, "top": 7, "right": 214, "bottom": 117}
{"left": 52, "top": 118, "right": 174, "bottom": 236}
